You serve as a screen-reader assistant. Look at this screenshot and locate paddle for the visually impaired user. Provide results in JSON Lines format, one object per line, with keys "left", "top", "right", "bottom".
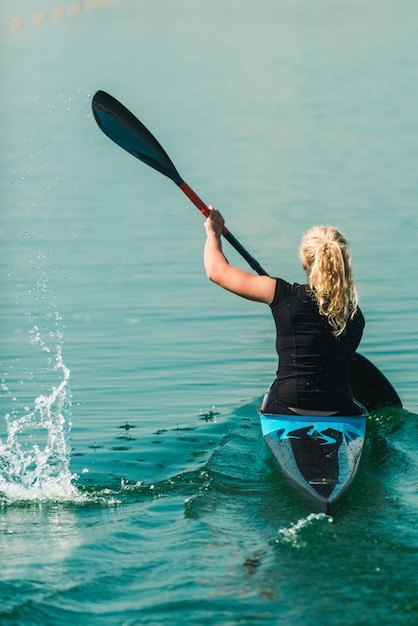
{"left": 92, "top": 90, "right": 267, "bottom": 277}
{"left": 91, "top": 90, "right": 402, "bottom": 412}
{"left": 349, "top": 353, "right": 402, "bottom": 411}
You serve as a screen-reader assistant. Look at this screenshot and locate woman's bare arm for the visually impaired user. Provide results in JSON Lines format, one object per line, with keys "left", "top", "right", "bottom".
{"left": 204, "top": 207, "right": 276, "bottom": 305}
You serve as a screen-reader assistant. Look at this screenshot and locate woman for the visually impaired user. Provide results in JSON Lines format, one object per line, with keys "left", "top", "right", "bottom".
{"left": 204, "top": 207, "right": 365, "bottom": 417}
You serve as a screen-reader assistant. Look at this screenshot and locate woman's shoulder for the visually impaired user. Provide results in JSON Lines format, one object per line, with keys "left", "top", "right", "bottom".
{"left": 270, "top": 278, "right": 308, "bottom": 308}
{"left": 352, "top": 305, "right": 365, "bottom": 326}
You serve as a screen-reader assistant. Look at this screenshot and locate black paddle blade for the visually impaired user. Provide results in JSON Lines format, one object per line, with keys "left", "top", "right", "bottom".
{"left": 350, "top": 353, "right": 402, "bottom": 411}
{"left": 92, "top": 90, "right": 183, "bottom": 185}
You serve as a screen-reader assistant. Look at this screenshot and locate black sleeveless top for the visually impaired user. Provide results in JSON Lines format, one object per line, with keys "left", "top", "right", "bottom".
{"left": 269, "top": 278, "right": 365, "bottom": 411}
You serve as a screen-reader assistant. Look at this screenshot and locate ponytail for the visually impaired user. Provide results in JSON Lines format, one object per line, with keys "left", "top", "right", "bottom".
{"left": 299, "top": 226, "right": 359, "bottom": 336}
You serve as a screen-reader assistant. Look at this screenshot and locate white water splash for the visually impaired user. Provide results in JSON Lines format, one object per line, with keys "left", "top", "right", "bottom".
{"left": 274, "top": 512, "right": 333, "bottom": 548}
{"left": 0, "top": 335, "right": 82, "bottom": 503}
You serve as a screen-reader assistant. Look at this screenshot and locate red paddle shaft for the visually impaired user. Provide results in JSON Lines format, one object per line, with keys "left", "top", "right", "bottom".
{"left": 180, "top": 181, "right": 220, "bottom": 224}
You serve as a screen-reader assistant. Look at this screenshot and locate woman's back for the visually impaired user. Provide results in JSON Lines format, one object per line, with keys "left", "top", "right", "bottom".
{"left": 270, "top": 279, "right": 364, "bottom": 412}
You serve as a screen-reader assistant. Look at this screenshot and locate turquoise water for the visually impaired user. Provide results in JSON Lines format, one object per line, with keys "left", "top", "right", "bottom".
{"left": 1, "top": 1, "right": 418, "bottom": 624}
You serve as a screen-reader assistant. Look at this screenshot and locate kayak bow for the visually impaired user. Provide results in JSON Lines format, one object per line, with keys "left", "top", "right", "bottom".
{"left": 260, "top": 411, "right": 367, "bottom": 515}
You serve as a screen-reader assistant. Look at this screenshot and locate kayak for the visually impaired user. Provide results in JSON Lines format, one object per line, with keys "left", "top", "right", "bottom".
{"left": 259, "top": 354, "right": 402, "bottom": 515}
{"left": 260, "top": 410, "right": 367, "bottom": 515}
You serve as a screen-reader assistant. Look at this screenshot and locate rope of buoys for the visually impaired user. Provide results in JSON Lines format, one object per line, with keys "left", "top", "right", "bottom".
{"left": 10, "top": 0, "right": 123, "bottom": 32}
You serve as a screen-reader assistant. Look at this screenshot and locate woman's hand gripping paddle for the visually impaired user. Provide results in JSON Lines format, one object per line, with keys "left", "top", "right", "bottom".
{"left": 91, "top": 90, "right": 402, "bottom": 412}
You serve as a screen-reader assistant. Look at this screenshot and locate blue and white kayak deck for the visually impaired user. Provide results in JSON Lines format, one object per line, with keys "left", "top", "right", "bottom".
{"left": 260, "top": 412, "right": 366, "bottom": 515}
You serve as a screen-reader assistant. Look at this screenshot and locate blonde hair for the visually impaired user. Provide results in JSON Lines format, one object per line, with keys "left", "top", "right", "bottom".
{"left": 299, "top": 226, "right": 359, "bottom": 336}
